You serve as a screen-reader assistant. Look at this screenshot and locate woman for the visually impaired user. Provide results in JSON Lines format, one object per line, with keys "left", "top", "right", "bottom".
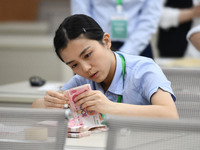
{"left": 31, "top": 14, "right": 178, "bottom": 119}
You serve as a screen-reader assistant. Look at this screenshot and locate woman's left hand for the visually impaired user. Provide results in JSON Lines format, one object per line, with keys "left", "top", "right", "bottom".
{"left": 74, "top": 90, "right": 114, "bottom": 114}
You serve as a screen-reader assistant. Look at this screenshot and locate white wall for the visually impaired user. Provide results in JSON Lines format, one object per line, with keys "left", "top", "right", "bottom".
{"left": 0, "top": 35, "right": 73, "bottom": 85}
{"left": 0, "top": 0, "right": 73, "bottom": 85}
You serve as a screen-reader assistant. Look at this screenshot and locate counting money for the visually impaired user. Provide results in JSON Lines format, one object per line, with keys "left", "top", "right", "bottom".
{"left": 64, "top": 84, "right": 102, "bottom": 126}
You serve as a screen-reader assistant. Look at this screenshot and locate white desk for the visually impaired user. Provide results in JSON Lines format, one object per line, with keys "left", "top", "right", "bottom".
{"left": 0, "top": 81, "right": 107, "bottom": 149}
{"left": 65, "top": 119, "right": 200, "bottom": 150}
{"left": 155, "top": 57, "right": 200, "bottom": 68}
{"left": 65, "top": 132, "right": 107, "bottom": 150}
{"left": 0, "top": 81, "right": 63, "bottom": 108}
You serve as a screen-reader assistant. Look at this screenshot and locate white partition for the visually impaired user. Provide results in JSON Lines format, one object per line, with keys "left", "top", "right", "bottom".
{"left": 162, "top": 67, "right": 200, "bottom": 96}
{"left": 106, "top": 115, "right": 200, "bottom": 150}
{"left": 162, "top": 67, "right": 200, "bottom": 119}
{"left": 0, "top": 107, "right": 68, "bottom": 150}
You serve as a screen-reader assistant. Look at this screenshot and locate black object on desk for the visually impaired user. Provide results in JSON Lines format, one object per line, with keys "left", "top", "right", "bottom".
{"left": 29, "top": 76, "right": 46, "bottom": 87}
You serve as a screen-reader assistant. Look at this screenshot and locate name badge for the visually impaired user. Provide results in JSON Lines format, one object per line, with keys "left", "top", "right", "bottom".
{"left": 111, "top": 15, "right": 128, "bottom": 41}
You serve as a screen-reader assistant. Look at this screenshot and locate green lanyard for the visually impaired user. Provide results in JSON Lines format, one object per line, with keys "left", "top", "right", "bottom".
{"left": 117, "top": 53, "right": 125, "bottom": 103}
{"left": 116, "top": 0, "right": 123, "bottom": 5}
{"left": 102, "top": 53, "right": 125, "bottom": 123}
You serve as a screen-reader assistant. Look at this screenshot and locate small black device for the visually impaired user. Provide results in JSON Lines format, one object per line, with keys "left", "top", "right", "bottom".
{"left": 29, "top": 76, "right": 46, "bottom": 87}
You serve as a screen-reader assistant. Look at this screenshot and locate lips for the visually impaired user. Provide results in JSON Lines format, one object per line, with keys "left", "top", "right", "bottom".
{"left": 90, "top": 72, "right": 98, "bottom": 79}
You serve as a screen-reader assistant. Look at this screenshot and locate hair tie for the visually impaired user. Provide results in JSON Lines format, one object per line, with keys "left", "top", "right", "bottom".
{"left": 82, "top": 28, "right": 86, "bottom": 33}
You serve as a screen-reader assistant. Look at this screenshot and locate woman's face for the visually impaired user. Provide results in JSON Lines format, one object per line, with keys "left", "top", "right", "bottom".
{"left": 60, "top": 34, "right": 115, "bottom": 84}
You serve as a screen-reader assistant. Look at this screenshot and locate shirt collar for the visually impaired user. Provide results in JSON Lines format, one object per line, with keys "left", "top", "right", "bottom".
{"left": 107, "top": 52, "right": 124, "bottom": 95}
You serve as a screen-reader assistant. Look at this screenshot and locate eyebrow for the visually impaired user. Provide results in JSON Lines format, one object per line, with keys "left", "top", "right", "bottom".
{"left": 65, "top": 46, "right": 91, "bottom": 65}
{"left": 79, "top": 46, "right": 90, "bottom": 57}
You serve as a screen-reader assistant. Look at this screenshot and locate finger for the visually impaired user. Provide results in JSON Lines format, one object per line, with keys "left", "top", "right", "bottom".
{"left": 81, "top": 100, "right": 96, "bottom": 110}
{"left": 85, "top": 105, "right": 102, "bottom": 114}
{"left": 86, "top": 105, "right": 96, "bottom": 112}
{"left": 73, "top": 90, "right": 89, "bottom": 102}
{"left": 44, "top": 94, "right": 66, "bottom": 104}
{"left": 74, "top": 90, "right": 96, "bottom": 102}
{"left": 75, "top": 90, "right": 103, "bottom": 106}
{"left": 57, "top": 90, "right": 64, "bottom": 94}
{"left": 44, "top": 100, "right": 65, "bottom": 108}
{"left": 45, "top": 107, "right": 62, "bottom": 109}
{"left": 75, "top": 95, "right": 96, "bottom": 107}
{"left": 47, "top": 90, "right": 66, "bottom": 100}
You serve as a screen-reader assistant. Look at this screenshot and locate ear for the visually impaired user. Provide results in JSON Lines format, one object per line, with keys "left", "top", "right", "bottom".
{"left": 102, "top": 33, "right": 111, "bottom": 50}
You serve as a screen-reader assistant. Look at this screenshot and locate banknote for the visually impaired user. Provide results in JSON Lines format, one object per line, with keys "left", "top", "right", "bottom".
{"left": 64, "top": 84, "right": 103, "bottom": 127}
{"left": 67, "top": 131, "right": 91, "bottom": 138}
{"left": 68, "top": 118, "right": 90, "bottom": 133}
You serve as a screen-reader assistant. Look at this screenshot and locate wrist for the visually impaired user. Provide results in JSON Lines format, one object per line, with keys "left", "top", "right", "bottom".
{"left": 106, "top": 102, "right": 120, "bottom": 115}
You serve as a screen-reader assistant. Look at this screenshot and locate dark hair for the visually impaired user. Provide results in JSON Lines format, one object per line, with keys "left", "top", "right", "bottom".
{"left": 54, "top": 14, "right": 105, "bottom": 62}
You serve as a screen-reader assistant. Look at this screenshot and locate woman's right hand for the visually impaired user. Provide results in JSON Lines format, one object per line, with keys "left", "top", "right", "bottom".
{"left": 44, "top": 90, "right": 69, "bottom": 109}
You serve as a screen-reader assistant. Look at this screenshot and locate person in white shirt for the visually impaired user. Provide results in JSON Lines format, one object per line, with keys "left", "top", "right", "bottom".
{"left": 187, "top": 25, "right": 200, "bottom": 52}
{"left": 158, "top": 0, "right": 200, "bottom": 58}
{"left": 71, "top": 0, "right": 164, "bottom": 59}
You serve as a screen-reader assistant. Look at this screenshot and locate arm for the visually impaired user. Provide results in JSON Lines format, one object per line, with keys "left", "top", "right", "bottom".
{"left": 187, "top": 25, "right": 200, "bottom": 51}
{"left": 179, "top": 4, "right": 200, "bottom": 24}
{"left": 75, "top": 88, "right": 179, "bottom": 119}
{"left": 189, "top": 32, "right": 200, "bottom": 51}
{"left": 110, "top": 88, "right": 178, "bottom": 119}
{"left": 160, "top": 4, "right": 200, "bottom": 29}
{"left": 120, "top": 0, "right": 164, "bottom": 55}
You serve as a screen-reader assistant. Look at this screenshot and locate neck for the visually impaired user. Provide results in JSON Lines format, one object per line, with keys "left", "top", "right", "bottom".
{"left": 101, "top": 82, "right": 109, "bottom": 92}
{"left": 101, "top": 51, "right": 116, "bottom": 92}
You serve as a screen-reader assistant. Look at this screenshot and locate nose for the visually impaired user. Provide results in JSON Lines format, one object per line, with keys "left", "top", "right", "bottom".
{"left": 81, "top": 62, "right": 92, "bottom": 73}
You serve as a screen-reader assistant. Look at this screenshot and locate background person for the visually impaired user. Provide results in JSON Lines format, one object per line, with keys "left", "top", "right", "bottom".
{"left": 70, "top": 0, "right": 164, "bottom": 59}
{"left": 157, "top": 0, "right": 200, "bottom": 57}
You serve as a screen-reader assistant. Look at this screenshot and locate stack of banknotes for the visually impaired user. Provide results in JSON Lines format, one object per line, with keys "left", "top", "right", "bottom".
{"left": 64, "top": 84, "right": 107, "bottom": 138}
{"left": 67, "top": 119, "right": 91, "bottom": 138}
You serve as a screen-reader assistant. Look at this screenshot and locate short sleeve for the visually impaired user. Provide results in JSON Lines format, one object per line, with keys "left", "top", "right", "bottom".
{"left": 187, "top": 25, "right": 200, "bottom": 42}
{"left": 133, "top": 59, "right": 176, "bottom": 102}
{"left": 159, "top": 7, "right": 180, "bottom": 29}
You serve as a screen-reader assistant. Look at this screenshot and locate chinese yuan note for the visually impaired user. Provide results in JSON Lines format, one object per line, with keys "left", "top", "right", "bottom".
{"left": 64, "top": 84, "right": 103, "bottom": 127}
